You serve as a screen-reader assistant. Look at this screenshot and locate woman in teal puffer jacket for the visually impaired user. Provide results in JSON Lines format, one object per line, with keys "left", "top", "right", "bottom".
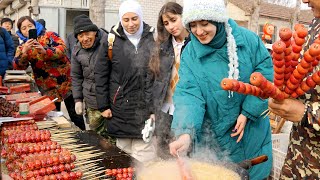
{"left": 169, "top": 0, "right": 273, "bottom": 179}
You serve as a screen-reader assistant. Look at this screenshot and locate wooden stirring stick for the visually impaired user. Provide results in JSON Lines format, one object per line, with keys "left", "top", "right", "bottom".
{"left": 177, "top": 151, "right": 194, "bottom": 180}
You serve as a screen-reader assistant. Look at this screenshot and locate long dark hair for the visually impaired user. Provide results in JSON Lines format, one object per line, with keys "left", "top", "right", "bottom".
{"left": 149, "top": 2, "right": 183, "bottom": 77}
{"left": 17, "top": 16, "right": 35, "bottom": 32}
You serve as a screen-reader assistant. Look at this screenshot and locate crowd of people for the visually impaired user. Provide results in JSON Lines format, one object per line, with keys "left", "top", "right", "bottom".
{"left": 0, "top": 0, "right": 319, "bottom": 179}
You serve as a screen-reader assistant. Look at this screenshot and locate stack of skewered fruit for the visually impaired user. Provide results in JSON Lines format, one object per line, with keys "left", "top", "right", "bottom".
{"left": 0, "top": 120, "right": 84, "bottom": 180}
{"left": 105, "top": 167, "right": 135, "bottom": 180}
{"left": 221, "top": 24, "right": 320, "bottom": 101}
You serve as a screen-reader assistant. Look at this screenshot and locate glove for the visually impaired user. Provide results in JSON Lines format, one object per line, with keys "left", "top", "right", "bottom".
{"left": 141, "top": 118, "right": 155, "bottom": 143}
{"left": 75, "top": 102, "right": 83, "bottom": 115}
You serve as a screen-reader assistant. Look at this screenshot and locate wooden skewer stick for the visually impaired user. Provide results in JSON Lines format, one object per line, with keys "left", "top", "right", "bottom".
{"left": 82, "top": 173, "right": 106, "bottom": 180}
{"left": 69, "top": 147, "right": 96, "bottom": 151}
{"left": 78, "top": 166, "right": 100, "bottom": 172}
{"left": 72, "top": 150, "right": 101, "bottom": 155}
{"left": 83, "top": 167, "right": 105, "bottom": 174}
{"left": 80, "top": 165, "right": 102, "bottom": 172}
{"left": 51, "top": 134, "right": 76, "bottom": 138}
{"left": 273, "top": 117, "right": 286, "bottom": 134}
{"left": 93, "top": 174, "right": 109, "bottom": 180}
{"left": 75, "top": 153, "right": 103, "bottom": 158}
{"left": 61, "top": 143, "right": 88, "bottom": 147}
{"left": 50, "top": 138, "right": 77, "bottom": 142}
{"left": 76, "top": 152, "right": 105, "bottom": 157}
{"left": 74, "top": 163, "right": 97, "bottom": 170}
{"left": 51, "top": 131, "right": 75, "bottom": 134}
{"left": 62, "top": 145, "right": 89, "bottom": 149}
{"left": 38, "top": 125, "right": 56, "bottom": 128}
{"left": 76, "top": 156, "right": 103, "bottom": 160}
{"left": 74, "top": 158, "right": 102, "bottom": 166}
{"left": 82, "top": 169, "right": 105, "bottom": 178}
{"left": 50, "top": 132, "right": 75, "bottom": 135}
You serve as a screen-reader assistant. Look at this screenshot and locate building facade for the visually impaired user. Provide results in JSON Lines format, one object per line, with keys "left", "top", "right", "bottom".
{"left": 0, "top": 0, "right": 314, "bottom": 42}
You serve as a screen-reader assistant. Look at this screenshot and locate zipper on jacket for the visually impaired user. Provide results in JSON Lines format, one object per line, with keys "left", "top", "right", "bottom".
{"left": 113, "top": 86, "right": 121, "bottom": 104}
{"left": 135, "top": 47, "right": 138, "bottom": 54}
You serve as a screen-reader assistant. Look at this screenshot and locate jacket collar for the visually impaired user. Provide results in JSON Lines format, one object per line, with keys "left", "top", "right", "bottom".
{"left": 111, "top": 22, "right": 154, "bottom": 40}
{"left": 160, "top": 34, "right": 191, "bottom": 54}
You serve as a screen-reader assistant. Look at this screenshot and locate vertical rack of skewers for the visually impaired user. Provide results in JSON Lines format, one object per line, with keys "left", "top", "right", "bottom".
{"left": 220, "top": 24, "right": 320, "bottom": 133}
{"left": 0, "top": 119, "right": 108, "bottom": 179}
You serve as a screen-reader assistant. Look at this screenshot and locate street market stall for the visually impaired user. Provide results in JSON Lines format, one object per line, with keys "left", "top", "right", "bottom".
{"left": 0, "top": 71, "right": 138, "bottom": 180}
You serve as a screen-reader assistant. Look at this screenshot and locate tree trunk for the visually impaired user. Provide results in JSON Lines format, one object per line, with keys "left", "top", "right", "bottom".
{"left": 89, "top": 0, "right": 105, "bottom": 28}
{"left": 250, "top": 0, "right": 261, "bottom": 34}
{"left": 291, "top": 0, "right": 301, "bottom": 29}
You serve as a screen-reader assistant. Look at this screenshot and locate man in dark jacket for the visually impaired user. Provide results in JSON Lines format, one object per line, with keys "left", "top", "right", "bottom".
{"left": 71, "top": 14, "right": 110, "bottom": 135}
{"left": 1, "top": 18, "right": 19, "bottom": 56}
{"left": 95, "top": 0, "right": 156, "bottom": 163}
{"left": 0, "top": 27, "right": 14, "bottom": 76}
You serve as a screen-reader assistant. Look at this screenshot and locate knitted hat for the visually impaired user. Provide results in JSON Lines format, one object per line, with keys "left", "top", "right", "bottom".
{"left": 182, "top": 0, "right": 239, "bottom": 81}
{"left": 73, "top": 14, "right": 99, "bottom": 38}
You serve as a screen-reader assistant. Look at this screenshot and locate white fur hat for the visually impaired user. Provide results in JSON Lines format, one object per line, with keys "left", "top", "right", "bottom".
{"left": 182, "top": 0, "right": 239, "bottom": 81}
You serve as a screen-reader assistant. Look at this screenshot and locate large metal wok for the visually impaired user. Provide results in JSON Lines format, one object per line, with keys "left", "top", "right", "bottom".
{"left": 135, "top": 155, "right": 268, "bottom": 180}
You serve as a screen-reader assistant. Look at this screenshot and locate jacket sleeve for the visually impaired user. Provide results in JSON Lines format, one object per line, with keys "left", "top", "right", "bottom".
{"left": 4, "top": 30, "right": 14, "bottom": 63}
{"left": 305, "top": 101, "right": 319, "bottom": 131}
{"left": 94, "top": 37, "right": 111, "bottom": 111}
{"left": 13, "top": 44, "right": 30, "bottom": 70}
{"left": 145, "top": 38, "right": 156, "bottom": 114}
{"left": 171, "top": 53, "right": 206, "bottom": 139}
{"left": 241, "top": 34, "right": 273, "bottom": 122}
{"left": 145, "top": 68, "right": 155, "bottom": 114}
{"left": 13, "top": 36, "right": 20, "bottom": 51}
{"left": 70, "top": 49, "right": 83, "bottom": 102}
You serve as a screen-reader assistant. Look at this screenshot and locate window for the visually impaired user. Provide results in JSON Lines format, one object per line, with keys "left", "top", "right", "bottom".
{"left": 81, "top": 0, "right": 89, "bottom": 8}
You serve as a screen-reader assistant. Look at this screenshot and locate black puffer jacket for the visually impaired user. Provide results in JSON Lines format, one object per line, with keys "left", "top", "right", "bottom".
{"left": 95, "top": 22, "right": 155, "bottom": 138}
{"left": 152, "top": 35, "right": 190, "bottom": 111}
{"left": 71, "top": 30, "right": 108, "bottom": 109}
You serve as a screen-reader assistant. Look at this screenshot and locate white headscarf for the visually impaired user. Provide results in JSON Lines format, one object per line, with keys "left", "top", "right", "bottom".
{"left": 119, "top": 0, "right": 144, "bottom": 48}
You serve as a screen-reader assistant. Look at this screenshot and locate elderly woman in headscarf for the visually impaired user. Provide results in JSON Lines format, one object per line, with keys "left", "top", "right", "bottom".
{"left": 168, "top": 0, "right": 273, "bottom": 179}
{"left": 95, "top": 0, "right": 156, "bottom": 163}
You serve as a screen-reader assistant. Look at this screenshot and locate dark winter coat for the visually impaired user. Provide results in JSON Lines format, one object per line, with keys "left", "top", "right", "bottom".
{"left": 152, "top": 35, "right": 190, "bottom": 111}
{"left": 95, "top": 22, "right": 155, "bottom": 138}
{"left": 66, "top": 32, "right": 77, "bottom": 60}
{"left": 71, "top": 29, "right": 108, "bottom": 109}
{"left": 6, "top": 31, "right": 19, "bottom": 70}
{"left": 0, "top": 27, "right": 14, "bottom": 76}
